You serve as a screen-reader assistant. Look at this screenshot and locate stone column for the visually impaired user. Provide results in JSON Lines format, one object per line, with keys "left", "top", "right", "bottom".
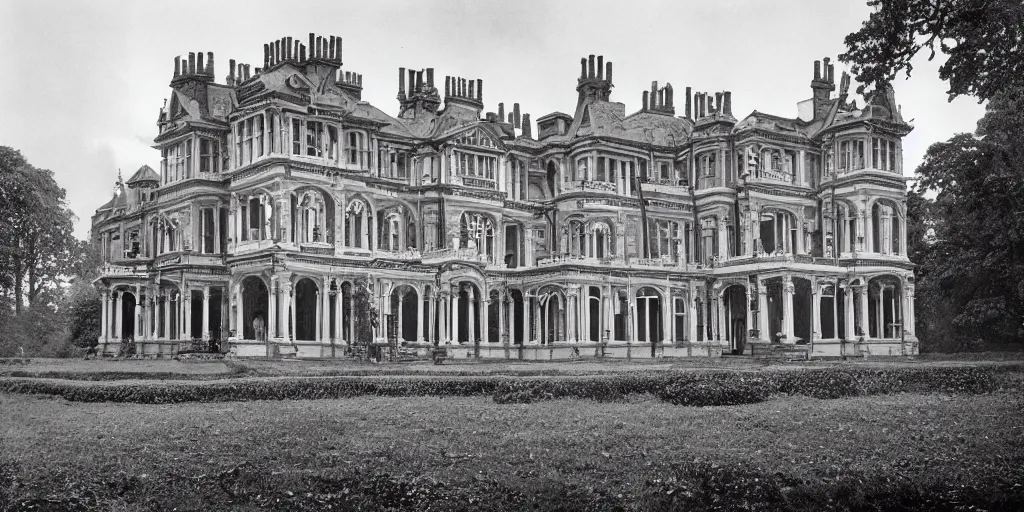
{"left": 285, "top": 282, "right": 295, "bottom": 343}
{"left": 134, "top": 285, "right": 143, "bottom": 340}
{"left": 315, "top": 289, "right": 322, "bottom": 343}
{"left": 757, "top": 281, "right": 769, "bottom": 340}
{"left": 662, "top": 288, "right": 671, "bottom": 346}
{"left": 417, "top": 287, "right": 426, "bottom": 343}
{"left": 468, "top": 288, "right": 477, "bottom": 344}
{"left": 450, "top": 286, "right": 460, "bottom": 343}
{"left": 688, "top": 289, "right": 698, "bottom": 343}
{"left": 905, "top": 282, "right": 916, "bottom": 337}
{"left": 566, "top": 286, "right": 577, "bottom": 343}
{"left": 783, "top": 275, "right": 795, "bottom": 342}
{"left": 629, "top": 294, "right": 638, "bottom": 344}
{"left": 101, "top": 290, "right": 109, "bottom": 342}
{"left": 523, "top": 293, "right": 533, "bottom": 344}
{"left": 163, "top": 293, "right": 171, "bottom": 340}
{"left": 714, "top": 292, "right": 723, "bottom": 342}
{"left": 182, "top": 288, "right": 190, "bottom": 339}
{"left": 268, "top": 280, "right": 278, "bottom": 339}
{"left": 844, "top": 284, "right": 855, "bottom": 339}
{"left": 235, "top": 284, "right": 244, "bottom": 339}
{"left": 811, "top": 280, "right": 821, "bottom": 341}
{"left": 859, "top": 284, "right": 870, "bottom": 339}
{"left": 202, "top": 286, "right": 211, "bottom": 341}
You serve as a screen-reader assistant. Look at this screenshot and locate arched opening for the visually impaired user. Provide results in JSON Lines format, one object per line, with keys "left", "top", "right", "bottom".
{"left": 765, "top": 278, "right": 784, "bottom": 342}
{"left": 120, "top": 291, "right": 136, "bottom": 342}
{"left": 294, "top": 278, "right": 319, "bottom": 341}
{"left": 189, "top": 290, "right": 203, "bottom": 339}
{"left": 588, "top": 286, "right": 602, "bottom": 342}
{"left": 388, "top": 286, "right": 418, "bottom": 342}
{"left": 635, "top": 287, "right": 662, "bottom": 344}
{"left": 538, "top": 289, "right": 563, "bottom": 344}
{"left": 488, "top": 290, "right": 501, "bottom": 343}
{"left": 758, "top": 210, "right": 797, "bottom": 255}
{"left": 613, "top": 289, "right": 628, "bottom": 341}
{"left": 723, "top": 285, "right": 747, "bottom": 354}
{"left": 241, "top": 277, "right": 269, "bottom": 340}
{"left": 344, "top": 199, "right": 372, "bottom": 249}
{"left": 460, "top": 213, "right": 495, "bottom": 260}
{"left": 504, "top": 223, "right": 522, "bottom": 268}
{"left": 456, "top": 282, "right": 481, "bottom": 343}
{"left": 868, "top": 276, "right": 903, "bottom": 339}
{"left": 793, "top": 277, "right": 812, "bottom": 343}
{"left": 341, "top": 281, "right": 353, "bottom": 344}
{"left": 293, "top": 189, "right": 334, "bottom": 245}
{"left": 379, "top": 206, "right": 416, "bottom": 251}
{"left": 511, "top": 289, "right": 525, "bottom": 345}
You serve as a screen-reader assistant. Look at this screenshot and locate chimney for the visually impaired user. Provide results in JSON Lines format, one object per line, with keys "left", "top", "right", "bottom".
{"left": 685, "top": 87, "right": 692, "bottom": 118}
{"left": 814, "top": 60, "right": 821, "bottom": 81}
{"left": 195, "top": 52, "right": 203, "bottom": 75}
{"left": 244, "top": 64, "right": 251, "bottom": 81}
{"left": 427, "top": 68, "right": 434, "bottom": 88}
{"left": 188, "top": 52, "right": 196, "bottom": 74}
{"left": 399, "top": 67, "right": 406, "bottom": 95}
{"left": 665, "top": 83, "right": 673, "bottom": 107}
{"left": 522, "top": 114, "right": 532, "bottom": 138}
{"left": 642, "top": 90, "right": 649, "bottom": 110}
{"left": 597, "top": 56, "right": 604, "bottom": 80}
{"left": 228, "top": 59, "right": 235, "bottom": 85}
{"left": 337, "top": 37, "right": 343, "bottom": 62}
{"left": 273, "top": 40, "right": 280, "bottom": 65}
{"left": 498, "top": 102, "right": 505, "bottom": 120}
{"left": 206, "top": 52, "right": 214, "bottom": 76}
{"left": 416, "top": 70, "right": 423, "bottom": 92}
{"left": 173, "top": 56, "right": 180, "bottom": 78}
{"left": 606, "top": 61, "right": 613, "bottom": 83}
{"left": 828, "top": 63, "right": 835, "bottom": 83}
{"left": 346, "top": 71, "right": 351, "bottom": 83}
{"left": 468, "top": 78, "right": 474, "bottom": 98}
{"left": 651, "top": 81, "right": 658, "bottom": 108}
{"left": 308, "top": 33, "right": 315, "bottom": 59}
{"left": 263, "top": 44, "right": 270, "bottom": 68}
{"left": 715, "top": 92, "right": 723, "bottom": 113}
{"left": 476, "top": 79, "right": 482, "bottom": 100}
{"left": 658, "top": 89, "right": 665, "bottom": 109}
{"left": 724, "top": 91, "right": 732, "bottom": 115}
{"left": 408, "top": 69, "right": 415, "bottom": 96}
{"left": 445, "top": 76, "right": 451, "bottom": 97}
{"left": 299, "top": 44, "right": 306, "bottom": 62}
{"left": 513, "top": 103, "right": 521, "bottom": 128}
{"left": 508, "top": 112, "right": 514, "bottom": 124}
{"left": 329, "top": 36, "right": 336, "bottom": 60}
{"left": 588, "top": 55, "right": 595, "bottom": 78}
{"left": 580, "top": 58, "right": 586, "bottom": 79}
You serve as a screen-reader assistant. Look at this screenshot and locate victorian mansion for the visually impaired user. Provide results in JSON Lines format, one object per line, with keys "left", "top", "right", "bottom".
{"left": 90, "top": 33, "right": 917, "bottom": 359}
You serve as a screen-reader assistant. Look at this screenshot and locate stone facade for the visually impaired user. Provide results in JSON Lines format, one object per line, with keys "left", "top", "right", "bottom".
{"left": 90, "top": 35, "right": 917, "bottom": 359}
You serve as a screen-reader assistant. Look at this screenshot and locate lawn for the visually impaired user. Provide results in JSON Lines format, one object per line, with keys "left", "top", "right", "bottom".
{"left": 2, "top": 388, "right": 1023, "bottom": 510}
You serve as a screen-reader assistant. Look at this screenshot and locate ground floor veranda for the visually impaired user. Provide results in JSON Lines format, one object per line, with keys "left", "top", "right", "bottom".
{"left": 94, "top": 262, "right": 918, "bottom": 359}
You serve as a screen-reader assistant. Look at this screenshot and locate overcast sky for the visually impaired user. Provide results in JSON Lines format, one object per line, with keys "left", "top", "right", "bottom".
{"left": 0, "top": 0, "right": 986, "bottom": 240}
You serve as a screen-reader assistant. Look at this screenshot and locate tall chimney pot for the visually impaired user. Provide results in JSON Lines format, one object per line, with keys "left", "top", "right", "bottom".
{"left": 597, "top": 56, "right": 603, "bottom": 79}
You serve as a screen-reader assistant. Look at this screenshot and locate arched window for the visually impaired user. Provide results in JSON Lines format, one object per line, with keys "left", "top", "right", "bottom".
{"left": 298, "top": 191, "right": 325, "bottom": 244}
{"left": 567, "top": 219, "right": 586, "bottom": 257}
{"left": 591, "top": 221, "right": 611, "bottom": 259}
{"left": 380, "top": 211, "right": 403, "bottom": 251}
{"left": 345, "top": 199, "right": 371, "bottom": 249}
{"left": 460, "top": 212, "right": 494, "bottom": 258}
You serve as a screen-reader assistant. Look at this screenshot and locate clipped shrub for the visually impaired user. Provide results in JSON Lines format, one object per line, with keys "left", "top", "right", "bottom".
{"left": 656, "top": 373, "right": 774, "bottom": 406}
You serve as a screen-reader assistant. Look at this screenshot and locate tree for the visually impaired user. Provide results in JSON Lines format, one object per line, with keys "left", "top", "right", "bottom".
{"left": 914, "top": 86, "right": 1024, "bottom": 347}
{"left": 0, "top": 146, "right": 78, "bottom": 313}
{"left": 841, "top": 0, "right": 1024, "bottom": 101}
{"left": 64, "top": 241, "right": 104, "bottom": 349}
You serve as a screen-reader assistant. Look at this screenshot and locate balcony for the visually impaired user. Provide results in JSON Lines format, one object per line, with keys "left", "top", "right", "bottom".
{"left": 561, "top": 180, "right": 617, "bottom": 194}
{"left": 421, "top": 248, "right": 489, "bottom": 265}
{"left": 98, "top": 262, "right": 150, "bottom": 279}
{"left": 451, "top": 175, "right": 496, "bottom": 189}
{"left": 751, "top": 166, "right": 795, "bottom": 184}
{"left": 642, "top": 178, "right": 691, "bottom": 195}
{"left": 372, "top": 249, "right": 422, "bottom": 261}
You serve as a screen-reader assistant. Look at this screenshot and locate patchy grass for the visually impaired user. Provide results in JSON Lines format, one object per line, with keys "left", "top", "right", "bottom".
{"left": 2, "top": 391, "right": 1023, "bottom": 510}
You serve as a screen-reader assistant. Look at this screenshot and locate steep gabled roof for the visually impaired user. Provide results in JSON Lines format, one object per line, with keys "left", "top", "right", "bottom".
{"left": 126, "top": 165, "right": 160, "bottom": 186}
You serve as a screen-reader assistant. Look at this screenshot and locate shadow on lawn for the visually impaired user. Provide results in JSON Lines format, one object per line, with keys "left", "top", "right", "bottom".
{"left": 3, "top": 458, "right": 1023, "bottom": 511}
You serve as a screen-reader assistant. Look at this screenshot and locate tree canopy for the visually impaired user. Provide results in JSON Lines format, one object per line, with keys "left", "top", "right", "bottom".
{"left": 841, "top": 0, "right": 1024, "bottom": 101}
{"left": 0, "top": 146, "right": 78, "bottom": 314}
{"left": 912, "top": 87, "right": 1024, "bottom": 347}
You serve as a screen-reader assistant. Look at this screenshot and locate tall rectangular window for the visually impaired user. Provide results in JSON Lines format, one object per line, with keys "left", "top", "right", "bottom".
{"left": 888, "top": 141, "right": 897, "bottom": 171}
{"left": 292, "top": 119, "right": 302, "bottom": 155}
{"left": 596, "top": 157, "right": 606, "bottom": 181}
{"left": 199, "top": 138, "right": 220, "bottom": 173}
{"left": 184, "top": 139, "right": 193, "bottom": 178}
{"left": 306, "top": 120, "right": 323, "bottom": 157}
{"left": 327, "top": 126, "right": 338, "bottom": 161}
{"left": 254, "top": 115, "right": 264, "bottom": 157}
{"left": 201, "top": 207, "right": 215, "bottom": 254}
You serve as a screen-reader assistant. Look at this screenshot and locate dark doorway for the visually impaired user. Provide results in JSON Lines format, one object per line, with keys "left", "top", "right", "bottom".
{"left": 242, "top": 276, "right": 269, "bottom": 340}
{"left": 190, "top": 290, "right": 203, "bottom": 339}
{"left": 295, "top": 278, "right": 319, "bottom": 341}
{"left": 120, "top": 291, "right": 136, "bottom": 341}
{"left": 724, "top": 285, "right": 747, "bottom": 354}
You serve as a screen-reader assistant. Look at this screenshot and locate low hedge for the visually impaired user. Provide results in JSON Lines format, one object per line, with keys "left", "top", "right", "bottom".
{"left": 0, "top": 365, "right": 1014, "bottom": 406}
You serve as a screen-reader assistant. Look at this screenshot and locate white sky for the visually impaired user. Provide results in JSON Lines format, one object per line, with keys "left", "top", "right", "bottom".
{"left": 0, "top": 0, "right": 986, "bottom": 240}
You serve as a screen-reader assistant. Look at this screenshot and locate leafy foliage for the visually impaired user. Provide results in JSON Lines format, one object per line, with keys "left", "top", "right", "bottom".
{"left": 0, "top": 365, "right": 1008, "bottom": 405}
{"left": 841, "top": 0, "right": 1024, "bottom": 101}
{"left": 912, "top": 87, "right": 1024, "bottom": 347}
